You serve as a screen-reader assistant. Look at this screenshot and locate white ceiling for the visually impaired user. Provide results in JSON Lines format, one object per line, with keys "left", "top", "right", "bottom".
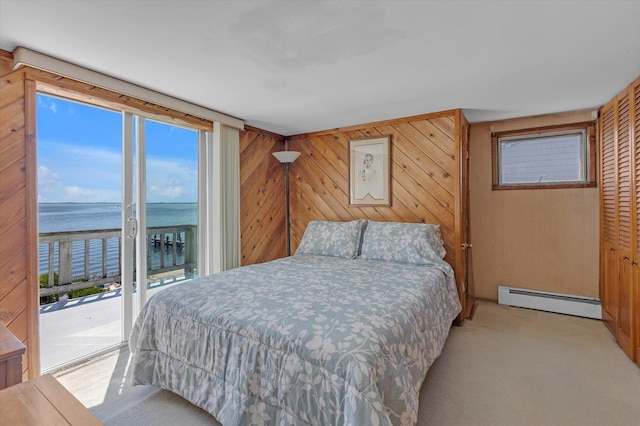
{"left": 1, "top": 0, "right": 640, "bottom": 136}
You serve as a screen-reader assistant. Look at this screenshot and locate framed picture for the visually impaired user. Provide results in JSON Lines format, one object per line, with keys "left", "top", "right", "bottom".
{"left": 349, "top": 135, "right": 391, "bottom": 206}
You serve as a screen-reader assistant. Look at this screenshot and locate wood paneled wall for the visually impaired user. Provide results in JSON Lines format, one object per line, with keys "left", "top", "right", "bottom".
{"left": 0, "top": 64, "right": 39, "bottom": 380}
{"left": 240, "top": 126, "right": 286, "bottom": 265}
{"left": 239, "top": 111, "right": 469, "bottom": 318}
{"left": 286, "top": 110, "right": 464, "bottom": 269}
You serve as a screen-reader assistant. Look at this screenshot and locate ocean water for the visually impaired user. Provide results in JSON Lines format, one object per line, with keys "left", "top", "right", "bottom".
{"left": 38, "top": 203, "right": 197, "bottom": 279}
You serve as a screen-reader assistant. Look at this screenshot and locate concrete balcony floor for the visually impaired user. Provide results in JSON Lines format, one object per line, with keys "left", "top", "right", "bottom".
{"left": 40, "top": 274, "right": 190, "bottom": 373}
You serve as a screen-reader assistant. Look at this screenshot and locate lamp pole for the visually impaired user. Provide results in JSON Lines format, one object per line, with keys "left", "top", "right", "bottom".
{"left": 272, "top": 151, "right": 301, "bottom": 256}
{"left": 284, "top": 162, "right": 292, "bottom": 256}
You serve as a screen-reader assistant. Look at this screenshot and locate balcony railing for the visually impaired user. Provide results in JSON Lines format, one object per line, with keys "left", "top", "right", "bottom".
{"left": 38, "top": 225, "right": 196, "bottom": 299}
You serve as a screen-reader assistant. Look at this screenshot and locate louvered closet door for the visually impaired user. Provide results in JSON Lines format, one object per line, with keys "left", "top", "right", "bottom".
{"left": 616, "top": 91, "right": 635, "bottom": 359}
{"left": 601, "top": 102, "right": 618, "bottom": 334}
{"left": 633, "top": 79, "right": 640, "bottom": 367}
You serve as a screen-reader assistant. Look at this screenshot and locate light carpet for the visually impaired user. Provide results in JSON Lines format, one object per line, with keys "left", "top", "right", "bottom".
{"left": 55, "top": 301, "right": 640, "bottom": 425}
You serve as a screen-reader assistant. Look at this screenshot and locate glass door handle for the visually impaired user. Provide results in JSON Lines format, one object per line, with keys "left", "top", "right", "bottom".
{"left": 126, "top": 217, "right": 138, "bottom": 239}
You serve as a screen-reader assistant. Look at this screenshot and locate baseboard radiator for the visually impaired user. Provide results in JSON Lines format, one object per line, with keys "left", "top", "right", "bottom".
{"left": 498, "top": 286, "right": 602, "bottom": 320}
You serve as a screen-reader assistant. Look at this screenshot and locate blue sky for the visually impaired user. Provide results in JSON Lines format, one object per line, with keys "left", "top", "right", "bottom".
{"left": 37, "top": 94, "right": 198, "bottom": 203}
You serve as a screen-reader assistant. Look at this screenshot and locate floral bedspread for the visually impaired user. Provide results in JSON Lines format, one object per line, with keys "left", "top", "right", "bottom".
{"left": 129, "top": 254, "right": 461, "bottom": 425}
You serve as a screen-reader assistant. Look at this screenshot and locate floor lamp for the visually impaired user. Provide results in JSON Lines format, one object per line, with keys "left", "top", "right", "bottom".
{"left": 273, "top": 151, "right": 301, "bottom": 256}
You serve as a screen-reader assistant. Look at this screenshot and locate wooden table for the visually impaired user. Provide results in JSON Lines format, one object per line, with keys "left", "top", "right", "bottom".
{"left": 0, "top": 324, "right": 26, "bottom": 389}
{"left": 0, "top": 374, "right": 102, "bottom": 425}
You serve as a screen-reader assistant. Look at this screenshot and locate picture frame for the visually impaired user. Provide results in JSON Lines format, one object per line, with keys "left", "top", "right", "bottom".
{"left": 349, "top": 135, "right": 391, "bottom": 206}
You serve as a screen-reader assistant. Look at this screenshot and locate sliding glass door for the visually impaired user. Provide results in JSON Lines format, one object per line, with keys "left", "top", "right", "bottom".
{"left": 37, "top": 94, "right": 125, "bottom": 372}
{"left": 144, "top": 119, "right": 199, "bottom": 294}
{"left": 38, "top": 95, "right": 201, "bottom": 372}
{"left": 122, "top": 115, "right": 200, "bottom": 336}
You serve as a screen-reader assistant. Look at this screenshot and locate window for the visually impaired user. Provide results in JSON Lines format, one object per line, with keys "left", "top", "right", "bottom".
{"left": 36, "top": 93, "right": 203, "bottom": 372}
{"left": 492, "top": 122, "right": 596, "bottom": 189}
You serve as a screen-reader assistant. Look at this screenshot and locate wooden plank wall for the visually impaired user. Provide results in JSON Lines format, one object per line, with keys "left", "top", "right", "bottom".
{"left": 0, "top": 65, "right": 39, "bottom": 380}
{"left": 240, "top": 126, "right": 286, "bottom": 265}
{"left": 286, "top": 110, "right": 462, "bottom": 269}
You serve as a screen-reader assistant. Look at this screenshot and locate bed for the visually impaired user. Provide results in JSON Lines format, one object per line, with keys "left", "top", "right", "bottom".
{"left": 129, "top": 220, "right": 462, "bottom": 425}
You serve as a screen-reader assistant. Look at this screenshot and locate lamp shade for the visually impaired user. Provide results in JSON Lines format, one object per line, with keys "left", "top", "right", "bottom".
{"left": 272, "top": 151, "right": 301, "bottom": 164}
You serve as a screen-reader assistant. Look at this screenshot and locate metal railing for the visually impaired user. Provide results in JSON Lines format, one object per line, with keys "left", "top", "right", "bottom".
{"left": 38, "top": 225, "right": 196, "bottom": 299}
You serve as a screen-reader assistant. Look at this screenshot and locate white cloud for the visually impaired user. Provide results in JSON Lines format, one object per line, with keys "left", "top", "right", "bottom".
{"left": 38, "top": 165, "right": 60, "bottom": 185}
{"left": 55, "top": 143, "right": 121, "bottom": 165}
{"left": 64, "top": 186, "right": 98, "bottom": 200}
{"left": 37, "top": 140, "right": 196, "bottom": 202}
{"left": 38, "top": 140, "right": 123, "bottom": 201}
{"left": 62, "top": 186, "right": 121, "bottom": 202}
{"left": 38, "top": 96, "right": 57, "bottom": 114}
{"left": 146, "top": 158, "right": 197, "bottom": 201}
{"left": 149, "top": 185, "right": 186, "bottom": 199}
{"left": 167, "top": 176, "right": 184, "bottom": 186}
{"left": 38, "top": 165, "right": 62, "bottom": 195}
